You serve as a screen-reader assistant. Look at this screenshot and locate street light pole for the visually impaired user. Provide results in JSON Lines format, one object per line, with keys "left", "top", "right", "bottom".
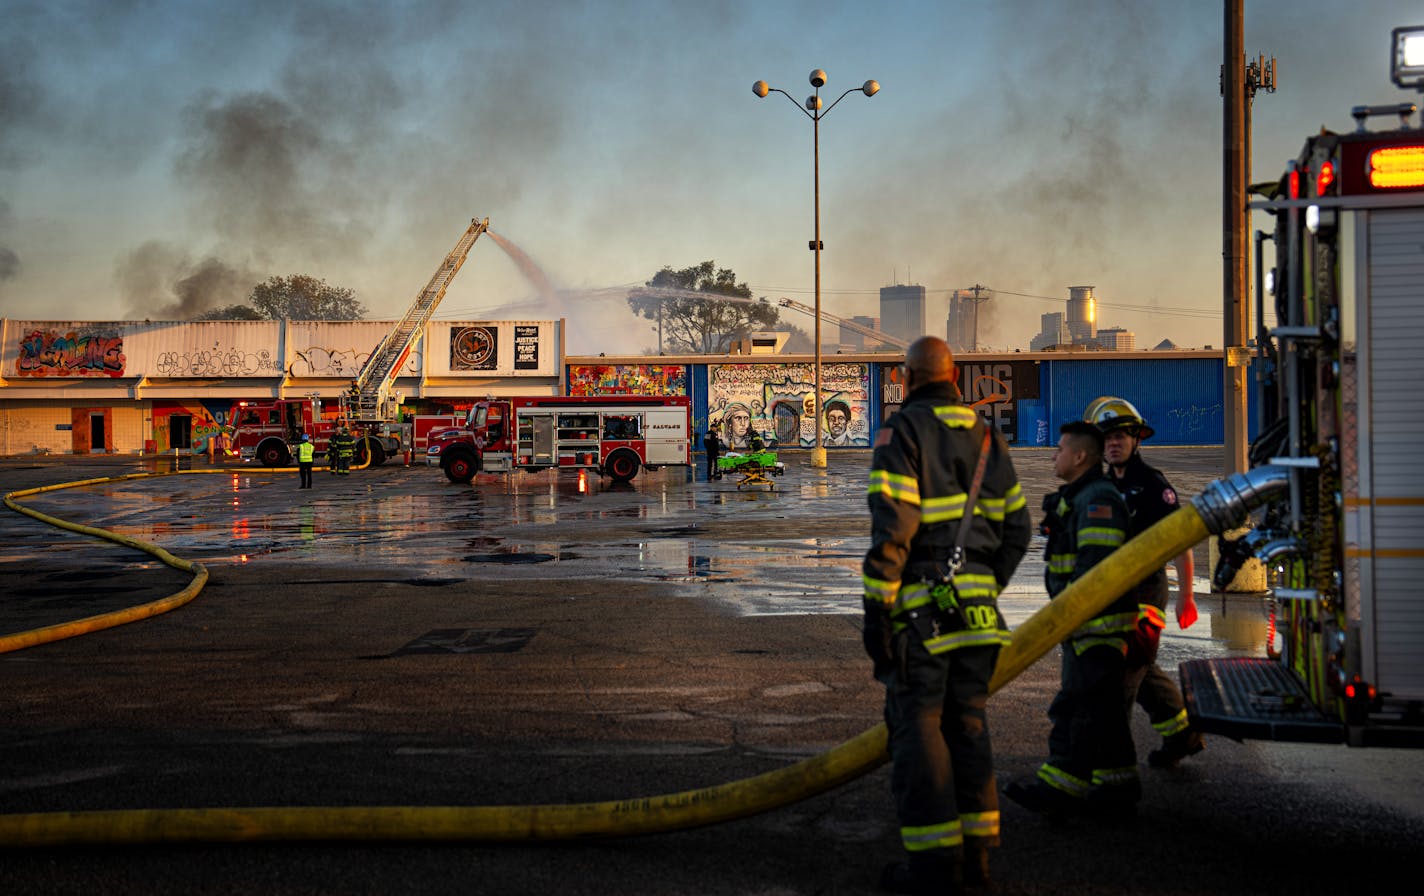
{"left": 754, "top": 70, "right": 878, "bottom": 468}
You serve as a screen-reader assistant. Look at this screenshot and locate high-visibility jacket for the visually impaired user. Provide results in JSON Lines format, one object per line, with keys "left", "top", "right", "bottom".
{"left": 331, "top": 432, "right": 356, "bottom": 457}
{"left": 296, "top": 441, "right": 315, "bottom": 463}
{"left": 862, "top": 381, "right": 1032, "bottom": 634}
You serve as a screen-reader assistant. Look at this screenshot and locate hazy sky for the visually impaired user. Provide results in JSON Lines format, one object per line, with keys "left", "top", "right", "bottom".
{"left": 2, "top": 1, "right": 1419, "bottom": 354}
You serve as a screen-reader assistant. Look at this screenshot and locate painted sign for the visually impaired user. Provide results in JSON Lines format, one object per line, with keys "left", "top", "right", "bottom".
{"left": 878, "top": 359, "right": 1040, "bottom": 444}
{"left": 451, "top": 325, "right": 499, "bottom": 371}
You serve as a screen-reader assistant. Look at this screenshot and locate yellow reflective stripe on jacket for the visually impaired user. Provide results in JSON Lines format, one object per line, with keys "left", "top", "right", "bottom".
{"left": 1138, "top": 604, "right": 1166, "bottom": 629}
{"left": 901, "top": 819, "right": 963, "bottom": 852}
{"left": 868, "top": 469, "right": 920, "bottom": 505}
{"left": 954, "top": 573, "right": 999, "bottom": 599}
{"left": 933, "top": 405, "right": 979, "bottom": 430}
{"left": 924, "top": 627, "right": 1011, "bottom": 654}
{"left": 863, "top": 575, "right": 900, "bottom": 608}
{"left": 1071, "top": 636, "right": 1129, "bottom": 655}
{"left": 1048, "top": 553, "right": 1075, "bottom": 574}
{"left": 920, "top": 492, "right": 968, "bottom": 523}
{"left": 960, "top": 811, "right": 1000, "bottom": 840}
{"left": 1079, "top": 526, "right": 1126, "bottom": 548}
{"left": 896, "top": 582, "right": 936, "bottom": 614}
{"left": 1074, "top": 611, "right": 1138, "bottom": 637}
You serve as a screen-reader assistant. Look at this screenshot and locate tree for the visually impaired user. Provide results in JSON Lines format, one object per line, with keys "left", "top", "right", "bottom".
{"left": 250, "top": 274, "right": 367, "bottom": 320}
{"left": 626, "top": 261, "right": 779, "bottom": 354}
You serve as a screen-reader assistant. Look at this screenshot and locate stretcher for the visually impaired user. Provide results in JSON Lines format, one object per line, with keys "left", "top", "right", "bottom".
{"left": 716, "top": 451, "right": 786, "bottom": 490}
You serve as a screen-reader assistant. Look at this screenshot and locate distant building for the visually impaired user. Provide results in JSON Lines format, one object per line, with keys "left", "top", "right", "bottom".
{"left": 946, "top": 290, "right": 972, "bottom": 352}
{"left": 1153, "top": 338, "right": 1179, "bottom": 350}
{"left": 1096, "top": 327, "right": 1135, "bottom": 351}
{"left": 733, "top": 331, "right": 791, "bottom": 354}
{"left": 880, "top": 284, "right": 927, "bottom": 345}
{"left": 840, "top": 315, "right": 888, "bottom": 351}
{"left": 1066, "top": 286, "right": 1097, "bottom": 345}
{"left": 1030, "top": 311, "right": 1073, "bottom": 351}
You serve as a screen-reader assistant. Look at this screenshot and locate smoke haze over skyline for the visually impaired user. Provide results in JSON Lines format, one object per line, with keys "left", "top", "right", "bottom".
{"left": 1, "top": 1, "right": 1418, "bottom": 354}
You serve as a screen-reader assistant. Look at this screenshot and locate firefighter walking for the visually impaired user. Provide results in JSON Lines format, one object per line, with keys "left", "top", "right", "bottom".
{"left": 1085, "top": 396, "right": 1205, "bottom": 768}
{"left": 1005, "top": 420, "right": 1138, "bottom": 818}
{"left": 330, "top": 424, "right": 356, "bottom": 476}
{"left": 862, "top": 336, "right": 1031, "bottom": 894}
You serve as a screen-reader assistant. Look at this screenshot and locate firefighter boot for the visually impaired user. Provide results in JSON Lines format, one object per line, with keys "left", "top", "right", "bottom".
{"left": 1003, "top": 778, "right": 1080, "bottom": 823}
{"left": 1148, "top": 728, "right": 1205, "bottom": 769}
{"left": 962, "top": 840, "right": 997, "bottom": 893}
{"left": 879, "top": 852, "right": 963, "bottom": 895}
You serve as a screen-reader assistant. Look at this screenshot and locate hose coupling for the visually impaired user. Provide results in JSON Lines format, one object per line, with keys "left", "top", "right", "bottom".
{"left": 1190, "top": 464, "right": 1291, "bottom": 535}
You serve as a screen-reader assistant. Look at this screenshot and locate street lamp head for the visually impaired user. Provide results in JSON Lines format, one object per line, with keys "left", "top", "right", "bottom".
{"left": 753, "top": 80, "right": 770, "bottom": 98}
{"left": 805, "top": 94, "right": 822, "bottom": 112}
{"left": 862, "top": 79, "right": 880, "bottom": 97}
{"left": 809, "top": 69, "right": 827, "bottom": 88}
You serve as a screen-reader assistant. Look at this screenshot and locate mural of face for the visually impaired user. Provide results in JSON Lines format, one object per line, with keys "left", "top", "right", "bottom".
{"left": 726, "top": 405, "right": 753, "bottom": 448}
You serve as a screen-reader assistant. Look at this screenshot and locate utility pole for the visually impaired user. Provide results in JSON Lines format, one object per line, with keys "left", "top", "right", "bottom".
{"left": 1222, "top": 0, "right": 1249, "bottom": 476}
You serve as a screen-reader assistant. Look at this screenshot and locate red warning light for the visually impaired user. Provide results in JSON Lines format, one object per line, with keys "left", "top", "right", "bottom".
{"left": 1316, "top": 160, "right": 1335, "bottom": 195}
{"left": 1288, "top": 168, "right": 1300, "bottom": 200}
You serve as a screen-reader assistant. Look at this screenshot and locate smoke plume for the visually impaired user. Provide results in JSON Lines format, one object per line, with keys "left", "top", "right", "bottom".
{"left": 117, "top": 241, "right": 258, "bottom": 320}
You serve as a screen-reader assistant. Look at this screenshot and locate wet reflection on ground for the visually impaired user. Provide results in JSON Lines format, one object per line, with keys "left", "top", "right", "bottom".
{"left": 4, "top": 450, "right": 1269, "bottom": 660}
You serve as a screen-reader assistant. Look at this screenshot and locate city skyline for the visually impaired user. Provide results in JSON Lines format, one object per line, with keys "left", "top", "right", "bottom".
{"left": 2, "top": 1, "right": 1418, "bottom": 354}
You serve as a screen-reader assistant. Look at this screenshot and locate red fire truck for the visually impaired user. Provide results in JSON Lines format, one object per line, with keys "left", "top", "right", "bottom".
{"left": 229, "top": 397, "right": 409, "bottom": 467}
{"left": 428, "top": 395, "right": 692, "bottom": 484}
{"left": 1183, "top": 26, "right": 1424, "bottom": 748}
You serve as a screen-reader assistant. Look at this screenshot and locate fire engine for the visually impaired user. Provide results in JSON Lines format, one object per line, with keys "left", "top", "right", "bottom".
{"left": 1183, "top": 27, "right": 1424, "bottom": 748}
{"left": 230, "top": 218, "right": 491, "bottom": 467}
{"left": 428, "top": 395, "right": 692, "bottom": 484}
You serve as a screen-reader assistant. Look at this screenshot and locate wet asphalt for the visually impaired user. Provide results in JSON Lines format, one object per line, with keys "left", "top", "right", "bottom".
{"left": 0, "top": 450, "right": 1419, "bottom": 895}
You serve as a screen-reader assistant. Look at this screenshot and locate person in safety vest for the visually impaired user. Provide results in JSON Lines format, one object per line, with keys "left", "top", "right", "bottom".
{"left": 862, "top": 335, "right": 1031, "bottom": 894}
{"left": 1085, "top": 396, "right": 1205, "bottom": 769}
{"left": 1004, "top": 420, "right": 1139, "bottom": 820}
{"left": 330, "top": 424, "right": 356, "bottom": 476}
{"left": 295, "top": 433, "right": 315, "bottom": 489}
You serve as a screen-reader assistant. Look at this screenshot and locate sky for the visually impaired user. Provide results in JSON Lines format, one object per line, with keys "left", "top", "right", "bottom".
{"left": 2, "top": 0, "right": 1420, "bottom": 355}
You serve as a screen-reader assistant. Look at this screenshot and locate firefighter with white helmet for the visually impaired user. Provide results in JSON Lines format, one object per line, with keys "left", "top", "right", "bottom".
{"left": 1085, "top": 396, "right": 1205, "bottom": 768}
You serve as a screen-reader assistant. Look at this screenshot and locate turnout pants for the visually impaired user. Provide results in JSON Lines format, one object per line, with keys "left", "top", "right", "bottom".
{"left": 884, "top": 631, "right": 1001, "bottom": 862}
{"left": 1039, "top": 641, "right": 1137, "bottom": 800}
{"left": 1125, "top": 619, "right": 1191, "bottom": 739}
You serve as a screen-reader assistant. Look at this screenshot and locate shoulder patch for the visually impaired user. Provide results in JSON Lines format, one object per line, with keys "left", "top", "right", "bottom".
{"left": 873, "top": 427, "right": 894, "bottom": 448}
{"left": 1162, "top": 487, "right": 1177, "bottom": 506}
{"left": 1086, "top": 503, "right": 1115, "bottom": 519}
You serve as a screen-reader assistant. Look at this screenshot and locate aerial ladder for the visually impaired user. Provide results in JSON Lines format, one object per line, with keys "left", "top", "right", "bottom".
{"left": 344, "top": 217, "right": 490, "bottom": 424}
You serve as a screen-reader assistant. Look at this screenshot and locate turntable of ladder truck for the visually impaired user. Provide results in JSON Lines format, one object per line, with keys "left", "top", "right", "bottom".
{"left": 229, "top": 218, "right": 491, "bottom": 469}
{"left": 1181, "top": 27, "right": 1424, "bottom": 749}
{"left": 428, "top": 395, "right": 692, "bottom": 484}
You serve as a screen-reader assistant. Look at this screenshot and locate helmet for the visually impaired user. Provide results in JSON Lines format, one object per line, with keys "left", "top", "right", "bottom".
{"left": 1084, "top": 396, "right": 1154, "bottom": 440}
{"left": 301, "top": 434, "right": 311, "bottom": 442}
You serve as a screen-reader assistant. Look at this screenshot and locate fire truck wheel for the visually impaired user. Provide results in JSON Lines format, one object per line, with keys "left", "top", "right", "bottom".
{"left": 257, "top": 439, "right": 290, "bottom": 467}
{"left": 444, "top": 450, "right": 478, "bottom": 484}
{"left": 604, "top": 449, "right": 641, "bottom": 483}
{"left": 356, "top": 438, "right": 386, "bottom": 468}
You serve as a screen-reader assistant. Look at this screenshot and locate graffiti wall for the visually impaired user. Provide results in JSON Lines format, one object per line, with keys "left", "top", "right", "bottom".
{"left": 151, "top": 400, "right": 235, "bottom": 453}
{"left": 878, "top": 359, "right": 1040, "bottom": 443}
{"left": 708, "top": 362, "right": 871, "bottom": 449}
{"left": 567, "top": 364, "right": 688, "bottom": 396}
{"left": 15, "top": 327, "right": 126, "bottom": 377}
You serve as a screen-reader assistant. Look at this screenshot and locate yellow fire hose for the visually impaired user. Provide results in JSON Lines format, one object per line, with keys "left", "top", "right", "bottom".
{"left": 0, "top": 465, "right": 1264, "bottom": 846}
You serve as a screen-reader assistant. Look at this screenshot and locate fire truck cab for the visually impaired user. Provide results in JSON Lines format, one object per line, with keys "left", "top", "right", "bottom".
{"left": 1183, "top": 27, "right": 1424, "bottom": 749}
{"left": 429, "top": 395, "right": 692, "bottom": 484}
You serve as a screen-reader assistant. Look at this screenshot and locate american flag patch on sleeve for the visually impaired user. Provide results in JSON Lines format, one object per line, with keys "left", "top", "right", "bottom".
{"left": 1087, "top": 503, "right": 1115, "bottom": 519}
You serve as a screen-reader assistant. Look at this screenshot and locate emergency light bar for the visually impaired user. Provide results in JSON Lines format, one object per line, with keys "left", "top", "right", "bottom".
{"left": 1392, "top": 26, "right": 1424, "bottom": 88}
{"left": 1368, "top": 144, "right": 1424, "bottom": 188}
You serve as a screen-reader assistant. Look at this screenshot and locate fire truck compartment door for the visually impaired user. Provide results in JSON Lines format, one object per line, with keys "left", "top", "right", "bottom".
{"left": 642, "top": 408, "right": 688, "bottom": 464}
{"left": 1359, "top": 206, "right": 1424, "bottom": 702}
{"left": 527, "top": 413, "right": 555, "bottom": 464}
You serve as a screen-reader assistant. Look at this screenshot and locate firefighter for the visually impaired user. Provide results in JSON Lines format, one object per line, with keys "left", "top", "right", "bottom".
{"left": 330, "top": 423, "right": 356, "bottom": 476}
{"left": 1004, "top": 420, "right": 1138, "bottom": 819}
{"left": 1084, "top": 396, "right": 1205, "bottom": 768}
{"left": 295, "top": 433, "right": 315, "bottom": 489}
{"left": 863, "top": 336, "right": 1032, "bottom": 894}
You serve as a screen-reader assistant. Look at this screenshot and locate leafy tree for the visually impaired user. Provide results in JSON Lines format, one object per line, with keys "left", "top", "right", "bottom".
{"left": 250, "top": 274, "right": 367, "bottom": 320}
{"left": 197, "top": 304, "right": 265, "bottom": 321}
{"left": 627, "top": 261, "right": 778, "bottom": 354}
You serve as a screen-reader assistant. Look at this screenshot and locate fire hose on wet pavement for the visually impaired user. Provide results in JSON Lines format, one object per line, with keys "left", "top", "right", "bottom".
{"left": 0, "top": 465, "right": 1288, "bottom": 846}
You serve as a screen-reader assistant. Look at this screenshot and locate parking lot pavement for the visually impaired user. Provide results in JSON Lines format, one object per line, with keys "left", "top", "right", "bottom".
{"left": 1, "top": 450, "right": 1419, "bottom": 894}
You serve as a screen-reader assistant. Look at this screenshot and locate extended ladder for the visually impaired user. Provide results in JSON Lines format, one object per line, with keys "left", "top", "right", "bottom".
{"left": 346, "top": 217, "right": 490, "bottom": 424}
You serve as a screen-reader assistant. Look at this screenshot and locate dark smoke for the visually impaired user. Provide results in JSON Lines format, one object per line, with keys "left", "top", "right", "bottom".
{"left": 117, "top": 241, "right": 258, "bottom": 320}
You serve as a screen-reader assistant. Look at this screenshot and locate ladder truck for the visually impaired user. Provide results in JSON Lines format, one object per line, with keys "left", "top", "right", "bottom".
{"left": 231, "top": 218, "right": 490, "bottom": 468}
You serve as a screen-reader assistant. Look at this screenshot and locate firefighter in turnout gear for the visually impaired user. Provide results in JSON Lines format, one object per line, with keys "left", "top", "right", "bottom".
{"left": 1085, "top": 396, "right": 1205, "bottom": 769}
{"left": 1004, "top": 421, "right": 1138, "bottom": 819}
{"left": 330, "top": 423, "right": 356, "bottom": 476}
{"left": 863, "top": 336, "right": 1032, "bottom": 894}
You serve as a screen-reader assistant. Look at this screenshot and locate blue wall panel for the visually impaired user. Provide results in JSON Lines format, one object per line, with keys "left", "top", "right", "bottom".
{"left": 1043, "top": 358, "right": 1226, "bottom": 445}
